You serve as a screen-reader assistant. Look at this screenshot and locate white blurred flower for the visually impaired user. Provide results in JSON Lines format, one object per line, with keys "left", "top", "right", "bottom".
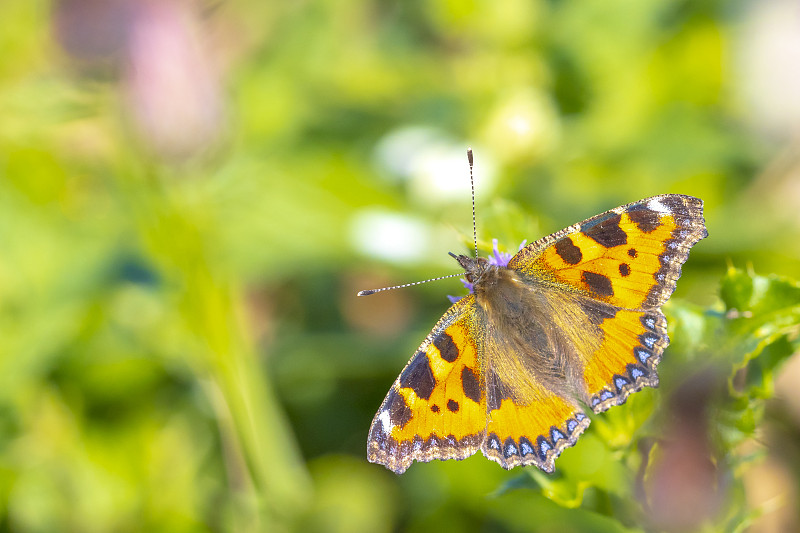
{"left": 350, "top": 209, "right": 432, "bottom": 264}
{"left": 738, "top": 0, "right": 800, "bottom": 138}
{"left": 482, "top": 89, "right": 560, "bottom": 163}
{"left": 373, "top": 126, "right": 497, "bottom": 206}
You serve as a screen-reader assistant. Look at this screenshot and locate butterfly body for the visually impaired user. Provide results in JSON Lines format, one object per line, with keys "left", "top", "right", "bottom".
{"left": 368, "top": 194, "right": 707, "bottom": 474}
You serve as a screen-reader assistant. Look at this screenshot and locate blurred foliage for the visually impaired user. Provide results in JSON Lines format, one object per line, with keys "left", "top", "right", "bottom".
{"left": 1, "top": 0, "right": 800, "bottom": 532}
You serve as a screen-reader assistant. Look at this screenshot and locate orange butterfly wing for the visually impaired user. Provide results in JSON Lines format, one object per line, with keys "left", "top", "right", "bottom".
{"left": 367, "top": 295, "right": 486, "bottom": 474}
{"left": 510, "top": 194, "right": 706, "bottom": 311}
{"left": 509, "top": 194, "right": 707, "bottom": 412}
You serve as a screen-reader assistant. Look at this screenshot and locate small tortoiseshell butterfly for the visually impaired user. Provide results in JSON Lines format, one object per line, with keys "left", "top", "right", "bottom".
{"left": 361, "top": 151, "right": 707, "bottom": 474}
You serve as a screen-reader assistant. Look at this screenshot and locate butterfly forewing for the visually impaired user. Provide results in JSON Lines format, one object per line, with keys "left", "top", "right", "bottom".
{"left": 510, "top": 194, "right": 707, "bottom": 310}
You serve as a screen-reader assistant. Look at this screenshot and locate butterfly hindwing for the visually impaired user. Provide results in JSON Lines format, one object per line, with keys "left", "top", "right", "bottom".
{"left": 367, "top": 295, "right": 486, "bottom": 474}
{"left": 482, "top": 367, "right": 590, "bottom": 472}
{"left": 577, "top": 301, "right": 670, "bottom": 412}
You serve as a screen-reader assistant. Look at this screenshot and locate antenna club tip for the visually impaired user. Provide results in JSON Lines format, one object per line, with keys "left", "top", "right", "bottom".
{"left": 357, "top": 290, "right": 375, "bottom": 296}
{"left": 467, "top": 148, "right": 473, "bottom": 164}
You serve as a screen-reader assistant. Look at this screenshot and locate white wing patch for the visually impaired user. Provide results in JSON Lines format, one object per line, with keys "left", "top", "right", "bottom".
{"left": 378, "top": 409, "right": 394, "bottom": 433}
{"left": 647, "top": 197, "right": 670, "bottom": 215}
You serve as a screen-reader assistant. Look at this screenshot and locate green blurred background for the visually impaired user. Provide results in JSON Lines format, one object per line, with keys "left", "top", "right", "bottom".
{"left": 2, "top": 0, "right": 800, "bottom": 531}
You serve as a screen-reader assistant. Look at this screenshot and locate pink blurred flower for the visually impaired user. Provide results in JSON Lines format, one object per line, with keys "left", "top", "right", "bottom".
{"left": 123, "top": 0, "right": 226, "bottom": 160}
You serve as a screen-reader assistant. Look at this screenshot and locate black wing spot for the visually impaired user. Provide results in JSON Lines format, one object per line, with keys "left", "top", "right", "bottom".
{"left": 628, "top": 248, "right": 638, "bottom": 258}
{"left": 619, "top": 263, "right": 631, "bottom": 277}
{"left": 554, "top": 236, "right": 583, "bottom": 265}
{"left": 461, "top": 367, "right": 482, "bottom": 403}
{"left": 430, "top": 404, "right": 440, "bottom": 413}
{"left": 386, "top": 389, "right": 412, "bottom": 428}
{"left": 433, "top": 332, "right": 459, "bottom": 363}
{"left": 447, "top": 399, "right": 460, "bottom": 412}
{"left": 582, "top": 214, "right": 627, "bottom": 247}
{"left": 628, "top": 208, "right": 661, "bottom": 233}
{"left": 581, "top": 271, "right": 614, "bottom": 297}
{"left": 399, "top": 353, "right": 436, "bottom": 400}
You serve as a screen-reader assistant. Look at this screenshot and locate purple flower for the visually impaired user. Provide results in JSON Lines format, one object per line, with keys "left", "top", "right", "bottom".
{"left": 487, "top": 238, "right": 526, "bottom": 267}
{"left": 448, "top": 239, "right": 527, "bottom": 302}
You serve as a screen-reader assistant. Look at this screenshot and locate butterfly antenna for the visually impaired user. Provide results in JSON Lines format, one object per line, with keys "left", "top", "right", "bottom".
{"left": 358, "top": 148, "right": 478, "bottom": 297}
{"left": 357, "top": 273, "right": 464, "bottom": 296}
{"left": 468, "top": 148, "right": 478, "bottom": 260}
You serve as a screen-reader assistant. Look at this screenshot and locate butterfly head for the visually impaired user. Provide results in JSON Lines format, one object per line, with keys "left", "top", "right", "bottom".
{"left": 449, "top": 252, "right": 497, "bottom": 286}
{"left": 446, "top": 240, "right": 527, "bottom": 299}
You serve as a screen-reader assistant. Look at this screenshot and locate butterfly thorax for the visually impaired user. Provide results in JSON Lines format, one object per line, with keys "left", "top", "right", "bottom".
{"left": 453, "top": 252, "right": 597, "bottom": 403}
{"left": 452, "top": 252, "right": 536, "bottom": 307}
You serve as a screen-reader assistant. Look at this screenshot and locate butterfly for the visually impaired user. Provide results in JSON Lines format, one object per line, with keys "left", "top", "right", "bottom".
{"left": 365, "top": 189, "right": 707, "bottom": 474}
